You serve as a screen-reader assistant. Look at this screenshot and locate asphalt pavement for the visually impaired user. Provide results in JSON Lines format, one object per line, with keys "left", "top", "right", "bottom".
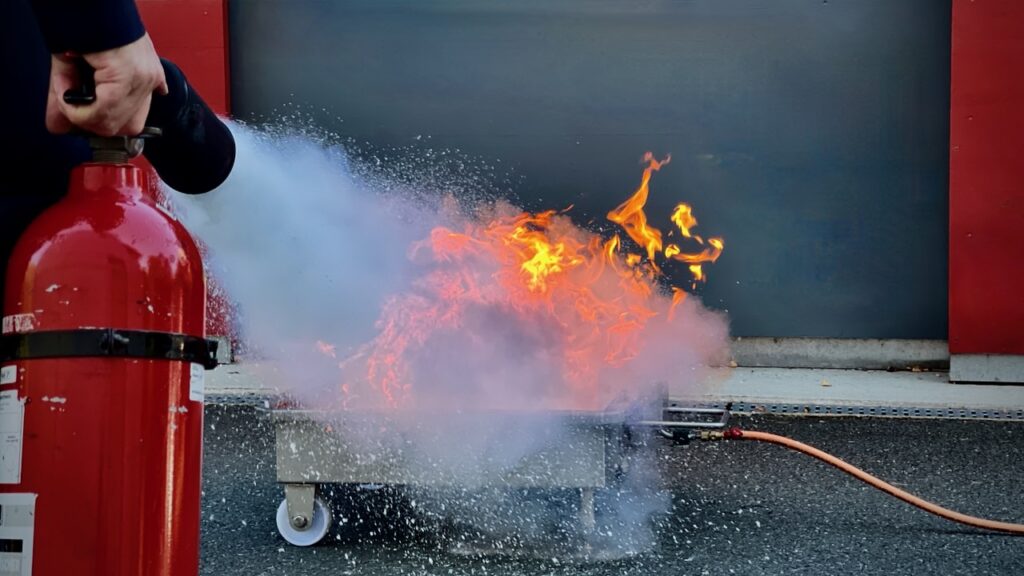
{"left": 200, "top": 404, "right": 1024, "bottom": 576}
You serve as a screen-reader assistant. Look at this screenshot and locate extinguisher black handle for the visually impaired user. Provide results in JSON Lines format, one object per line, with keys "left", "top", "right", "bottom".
{"left": 61, "top": 57, "right": 98, "bottom": 105}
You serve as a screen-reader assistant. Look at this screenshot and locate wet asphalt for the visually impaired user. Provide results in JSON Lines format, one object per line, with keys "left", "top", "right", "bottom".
{"left": 200, "top": 405, "right": 1024, "bottom": 576}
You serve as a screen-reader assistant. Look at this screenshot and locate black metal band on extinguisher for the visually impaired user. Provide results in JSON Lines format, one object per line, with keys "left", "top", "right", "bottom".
{"left": 0, "top": 329, "right": 219, "bottom": 370}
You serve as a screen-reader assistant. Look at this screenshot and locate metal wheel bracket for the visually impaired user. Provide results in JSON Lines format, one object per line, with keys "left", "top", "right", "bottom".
{"left": 579, "top": 488, "right": 596, "bottom": 535}
{"left": 284, "top": 484, "right": 316, "bottom": 530}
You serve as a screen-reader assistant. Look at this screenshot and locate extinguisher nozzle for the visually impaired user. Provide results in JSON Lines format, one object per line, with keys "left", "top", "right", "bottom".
{"left": 143, "top": 59, "right": 236, "bottom": 194}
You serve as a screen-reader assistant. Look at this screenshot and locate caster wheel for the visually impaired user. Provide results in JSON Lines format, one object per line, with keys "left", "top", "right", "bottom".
{"left": 276, "top": 497, "right": 333, "bottom": 546}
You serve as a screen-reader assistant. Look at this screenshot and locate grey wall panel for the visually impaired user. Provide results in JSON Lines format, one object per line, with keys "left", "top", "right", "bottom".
{"left": 229, "top": 0, "right": 951, "bottom": 338}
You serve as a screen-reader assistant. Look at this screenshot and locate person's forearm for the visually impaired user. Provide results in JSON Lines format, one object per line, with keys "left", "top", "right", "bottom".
{"left": 30, "top": 0, "right": 145, "bottom": 54}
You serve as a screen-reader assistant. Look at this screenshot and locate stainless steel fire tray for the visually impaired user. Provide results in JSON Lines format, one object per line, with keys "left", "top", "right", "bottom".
{"left": 273, "top": 409, "right": 629, "bottom": 490}
{"left": 269, "top": 405, "right": 729, "bottom": 545}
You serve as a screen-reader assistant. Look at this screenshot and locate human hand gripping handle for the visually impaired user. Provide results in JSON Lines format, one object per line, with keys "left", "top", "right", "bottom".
{"left": 61, "top": 58, "right": 99, "bottom": 106}
{"left": 61, "top": 55, "right": 236, "bottom": 195}
{"left": 49, "top": 33, "right": 167, "bottom": 137}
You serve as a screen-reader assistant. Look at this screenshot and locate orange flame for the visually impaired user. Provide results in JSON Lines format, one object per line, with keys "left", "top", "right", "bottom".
{"left": 340, "top": 152, "right": 724, "bottom": 409}
{"left": 504, "top": 211, "right": 585, "bottom": 292}
{"left": 315, "top": 340, "right": 337, "bottom": 358}
{"left": 606, "top": 152, "right": 669, "bottom": 264}
{"left": 668, "top": 286, "right": 688, "bottom": 321}
{"left": 671, "top": 203, "right": 698, "bottom": 238}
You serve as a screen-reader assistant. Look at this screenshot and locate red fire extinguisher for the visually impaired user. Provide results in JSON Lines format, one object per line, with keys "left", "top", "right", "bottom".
{"left": 0, "top": 60, "right": 234, "bottom": 575}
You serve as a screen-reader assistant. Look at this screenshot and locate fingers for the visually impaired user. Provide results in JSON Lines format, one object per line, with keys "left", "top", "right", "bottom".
{"left": 45, "top": 56, "right": 77, "bottom": 134}
{"left": 62, "top": 80, "right": 131, "bottom": 137}
{"left": 123, "top": 94, "right": 153, "bottom": 136}
{"left": 155, "top": 67, "right": 169, "bottom": 97}
{"left": 45, "top": 34, "right": 166, "bottom": 137}
{"left": 45, "top": 85, "right": 74, "bottom": 134}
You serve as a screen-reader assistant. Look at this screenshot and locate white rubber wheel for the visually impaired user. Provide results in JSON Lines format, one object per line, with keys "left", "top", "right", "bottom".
{"left": 276, "top": 497, "right": 333, "bottom": 546}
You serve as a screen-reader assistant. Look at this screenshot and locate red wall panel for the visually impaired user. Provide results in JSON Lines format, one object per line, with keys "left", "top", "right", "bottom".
{"left": 949, "top": 0, "right": 1024, "bottom": 354}
{"left": 137, "top": 0, "right": 230, "bottom": 115}
{"left": 137, "top": 0, "right": 234, "bottom": 342}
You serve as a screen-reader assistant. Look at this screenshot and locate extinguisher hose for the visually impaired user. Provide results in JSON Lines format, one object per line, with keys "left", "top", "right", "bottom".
{"left": 705, "top": 428, "right": 1024, "bottom": 535}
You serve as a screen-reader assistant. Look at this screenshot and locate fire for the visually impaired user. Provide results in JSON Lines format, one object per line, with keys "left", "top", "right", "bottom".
{"left": 670, "top": 203, "right": 698, "bottom": 238}
{"left": 315, "top": 340, "right": 337, "bottom": 358}
{"left": 328, "top": 153, "right": 725, "bottom": 410}
{"left": 668, "top": 287, "right": 688, "bottom": 321}
{"left": 504, "top": 211, "right": 585, "bottom": 292}
{"left": 606, "top": 152, "right": 668, "bottom": 264}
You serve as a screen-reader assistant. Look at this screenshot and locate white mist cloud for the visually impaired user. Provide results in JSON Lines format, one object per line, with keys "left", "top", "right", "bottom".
{"left": 169, "top": 125, "right": 439, "bottom": 379}
{"left": 169, "top": 122, "right": 730, "bottom": 557}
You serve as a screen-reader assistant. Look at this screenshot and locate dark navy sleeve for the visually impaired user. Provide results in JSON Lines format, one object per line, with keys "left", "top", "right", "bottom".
{"left": 30, "top": 0, "right": 145, "bottom": 54}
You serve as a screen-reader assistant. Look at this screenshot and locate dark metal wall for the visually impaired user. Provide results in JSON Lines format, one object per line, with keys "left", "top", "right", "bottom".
{"left": 229, "top": 0, "right": 951, "bottom": 338}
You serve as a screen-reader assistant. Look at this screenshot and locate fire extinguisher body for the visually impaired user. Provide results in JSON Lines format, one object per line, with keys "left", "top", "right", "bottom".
{"left": 0, "top": 163, "right": 210, "bottom": 575}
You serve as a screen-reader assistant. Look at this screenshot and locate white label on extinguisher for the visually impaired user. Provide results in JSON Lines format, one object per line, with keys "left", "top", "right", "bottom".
{"left": 0, "top": 315, "right": 34, "bottom": 335}
{"left": 189, "top": 363, "right": 205, "bottom": 403}
{"left": 0, "top": 493, "right": 36, "bottom": 576}
{"left": 0, "top": 391, "right": 24, "bottom": 485}
{"left": 0, "top": 367, "right": 14, "bottom": 386}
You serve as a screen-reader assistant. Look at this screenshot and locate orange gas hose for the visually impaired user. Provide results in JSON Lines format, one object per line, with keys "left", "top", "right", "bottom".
{"left": 716, "top": 428, "right": 1024, "bottom": 535}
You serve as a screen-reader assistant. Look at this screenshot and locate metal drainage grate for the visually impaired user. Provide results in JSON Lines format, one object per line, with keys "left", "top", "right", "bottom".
{"left": 204, "top": 394, "right": 1024, "bottom": 422}
{"left": 205, "top": 393, "right": 273, "bottom": 407}
{"left": 683, "top": 401, "right": 1024, "bottom": 422}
